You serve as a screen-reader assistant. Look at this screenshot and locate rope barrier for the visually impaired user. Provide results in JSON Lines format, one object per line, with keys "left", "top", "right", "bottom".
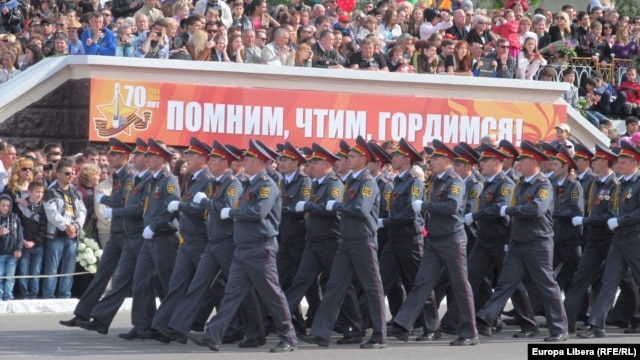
{"left": 0, "top": 271, "right": 90, "bottom": 280}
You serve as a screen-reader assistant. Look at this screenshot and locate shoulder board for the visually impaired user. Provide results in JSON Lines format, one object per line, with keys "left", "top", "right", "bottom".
{"left": 204, "top": 172, "right": 213, "bottom": 179}
{"left": 364, "top": 174, "right": 372, "bottom": 180}
{"left": 499, "top": 174, "right": 506, "bottom": 180}
{"left": 262, "top": 175, "right": 269, "bottom": 181}
{"left": 537, "top": 176, "right": 546, "bottom": 182}
{"left": 449, "top": 173, "right": 456, "bottom": 178}
{"left": 378, "top": 176, "right": 388, "bottom": 183}
{"left": 229, "top": 175, "right": 236, "bottom": 181}
{"left": 408, "top": 170, "right": 418, "bottom": 178}
{"left": 471, "top": 177, "right": 478, "bottom": 183}
{"left": 612, "top": 177, "right": 619, "bottom": 184}
{"left": 329, "top": 175, "right": 339, "bottom": 180}
{"left": 567, "top": 177, "right": 576, "bottom": 183}
{"left": 299, "top": 172, "right": 309, "bottom": 178}
{"left": 163, "top": 172, "right": 170, "bottom": 178}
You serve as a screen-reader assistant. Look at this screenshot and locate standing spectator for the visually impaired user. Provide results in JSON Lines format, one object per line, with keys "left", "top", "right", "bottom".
{"left": 20, "top": 45, "right": 45, "bottom": 71}
{"left": 135, "top": 19, "right": 170, "bottom": 59}
{"left": 446, "top": 9, "right": 469, "bottom": 41}
{"left": 550, "top": 11, "right": 574, "bottom": 42}
{"left": 0, "top": 194, "right": 23, "bottom": 301}
{"left": 231, "top": 1, "right": 252, "bottom": 32}
{"left": 378, "top": 9, "right": 401, "bottom": 50}
{"left": 134, "top": 0, "right": 164, "bottom": 23}
{"left": 261, "top": 27, "right": 294, "bottom": 66}
{"left": 51, "top": 32, "right": 70, "bottom": 56}
{"left": 68, "top": 19, "right": 86, "bottom": 55}
{"left": 81, "top": 12, "right": 116, "bottom": 56}
{"left": 487, "top": 38, "right": 516, "bottom": 78}
{"left": 134, "top": 14, "right": 149, "bottom": 36}
{"left": 349, "top": 37, "right": 388, "bottom": 71}
{"left": 194, "top": 0, "right": 232, "bottom": 28}
{"left": 93, "top": 164, "right": 112, "bottom": 250}
{"left": 467, "top": 15, "right": 496, "bottom": 50}
{"left": 16, "top": 181, "right": 47, "bottom": 300}
{"left": 4, "top": 158, "right": 33, "bottom": 215}
{"left": 115, "top": 23, "right": 136, "bottom": 57}
{"left": 111, "top": 0, "right": 141, "bottom": 20}
{"left": 420, "top": 8, "right": 452, "bottom": 41}
{"left": 492, "top": 10, "right": 520, "bottom": 59}
{"left": 82, "top": 0, "right": 104, "bottom": 15}
{"left": 42, "top": 158, "right": 87, "bottom": 299}
{"left": 249, "top": 0, "right": 278, "bottom": 33}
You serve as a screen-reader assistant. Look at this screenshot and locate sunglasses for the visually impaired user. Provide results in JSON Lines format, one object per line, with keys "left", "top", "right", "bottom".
{"left": 556, "top": 17, "right": 565, "bottom": 20}
{"left": 21, "top": 168, "right": 32, "bottom": 172}
{"left": 257, "top": 37, "right": 267, "bottom": 40}
{"left": 498, "top": 45, "right": 509, "bottom": 48}
{"left": 49, "top": 159, "right": 60, "bottom": 163}
{"left": 59, "top": 172, "right": 74, "bottom": 176}
{"left": 56, "top": 23, "right": 65, "bottom": 27}
{"left": 207, "top": 29, "right": 217, "bottom": 33}
{"left": 604, "top": 27, "right": 612, "bottom": 29}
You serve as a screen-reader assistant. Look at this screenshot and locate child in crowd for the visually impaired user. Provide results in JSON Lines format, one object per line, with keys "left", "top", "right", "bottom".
{"left": 0, "top": 194, "right": 24, "bottom": 301}
{"left": 16, "top": 181, "right": 47, "bottom": 299}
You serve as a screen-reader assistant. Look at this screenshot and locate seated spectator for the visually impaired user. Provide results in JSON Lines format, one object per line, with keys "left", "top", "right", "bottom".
{"left": 356, "top": 16, "right": 382, "bottom": 45}
{"left": 590, "top": 21, "right": 612, "bottom": 65}
{"left": 560, "top": 69, "right": 579, "bottom": 109}
{"left": 446, "top": 40, "right": 474, "bottom": 76}
{"left": 537, "top": 66, "right": 557, "bottom": 81}
{"left": 621, "top": 116, "right": 639, "bottom": 137}
{"left": 295, "top": 43, "right": 312, "bottom": 67}
{"left": 549, "top": 11, "right": 574, "bottom": 42}
{"left": 227, "top": 33, "right": 245, "bottom": 62}
{"left": 349, "top": 37, "right": 388, "bottom": 71}
{"left": 135, "top": 19, "right": 171, "bottom": 59}
{"left": 379, "top": 9, "right": 402, "bottom": 50}
{"left": 334, "top": 14, "right": 355, "bottom": 40}
{"left": 186, "top": 30, "right": 211, "bottom": 61}
{"left": 19, "top": 45, "right": 44, "bottom": 71}
{"left": 311, "top": 29, "right": 343, "bottom": 68}
{"left": 532, "top": 14, "right": 552, "bottom": 53}
{"left": 516, "top": 36, "right": 546, "bottom": 80}
{"left": 517, "top": 17, "right": 537, "bottom": 48}
{"left": 134, "top": 14, "right": 150, "bottom": 37}
{"left": 486, "top": 38, "right": 516, "bottom": 78}
{"left": 446, "top": 9, "right": 468, "bottom": 41}
{"left": 211, "top": 34, "right": 230, "bottom": 61}
{"left": 617, "top": 68, "right": 640, "bottom": 116}
{"left": 242, "top": 28, "right": 262, "bottom": 63}
{"left": 249, "top": 0, "right": 279, "bottom": 32}
{"left": 81, "top": 12, "right": 116, "bottom": 56}
{"left": 388, "top": 44, "right": 414, "bottom": 73}
{"left": 579, "top": 77, "right": 610, "bottom": 126}
{"left": 0, "top": 50, "right": 21, "bottom": 84}
{"left": 406, "top": 7, "right": 423, "bottom": 38}
{"left": 261, "top": 27, "right": 295, "bottom": 66}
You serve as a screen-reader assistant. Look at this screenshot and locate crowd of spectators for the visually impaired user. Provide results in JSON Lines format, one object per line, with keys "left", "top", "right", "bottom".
{"left": 0, "top": 0, "right": 637, "bottom": 126}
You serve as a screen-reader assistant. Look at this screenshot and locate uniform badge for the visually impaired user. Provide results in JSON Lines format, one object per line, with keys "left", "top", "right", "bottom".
{"left": 185, "top": 192, "right": 192, "bottom": 200}
{"left": 539, "top": 189, "right": 548, "bottom": 200}
{"left": 349, "top": 189, "right": 356, "bottom": 199}
{"left": 451, "top": 184, "right": 460, "bottom": 195}
{"left": 331, "top": 187, "right": 340, "bottom": 198}
{"left": 470, "top": 189, "right": 479, "bottom": 199}
{"left": 227, "top": 186, "right": 237, "bottom": 198}
{"left": 486, "top": 190, "right": 493, "bottom": 202}
{"left": 501, "top": 187, "right": 510, "bottom": 197}
{"left": 132, "top": 186, "right": 140, "bottom": 195}
{"left": 244, "top": 190, "right": 254, "bottom": 201}
{"left": 114, "top": 181, "right": 122, "bottom": 191}
{"left": 154, "top": 186, "right": 160, "bottom": 199}
{"left": 125, "top": 181, "right": 133, "bottom": 192}
{"left": 412, "top": 186, "right": 420, "bottom": 197}
{"left": 383, "top": 190, "right": 391, "bottom": 202}
{"left": 259, "top": 187, "right": 271, "bottom": 199}
{"left": 362, "top": 186, "right": 372, "bottom": 198}
{"left": 302, "top": 186, "right": 311, "bottom": 199}
{"left": 167, "top": 183, "right": 177, "bottom": 194}
{"left": 571, "top": 190, "right": 580, "bottom": 200}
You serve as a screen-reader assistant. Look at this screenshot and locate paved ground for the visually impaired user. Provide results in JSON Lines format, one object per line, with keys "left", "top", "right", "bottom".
{"left": 1, "top": 311, "right": 639, "bottom": 360}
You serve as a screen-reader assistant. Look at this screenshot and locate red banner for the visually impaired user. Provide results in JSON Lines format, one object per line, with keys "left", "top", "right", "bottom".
{"left": 89, "top": 78, "right": 567, "bottom": 150}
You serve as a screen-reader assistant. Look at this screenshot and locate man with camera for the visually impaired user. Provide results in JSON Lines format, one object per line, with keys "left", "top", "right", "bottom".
{"left": 135, "top": 18, "right": 169, "bottom": 59}
{"left": 311, "top": 29, "right": 343, "bottom": 69}
{"left": 81, "top": 12, "right": 116, "bottom": 56}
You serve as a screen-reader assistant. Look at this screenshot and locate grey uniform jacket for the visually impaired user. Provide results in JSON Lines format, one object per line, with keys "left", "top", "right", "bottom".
{"left": 505, "top": 172, "right": 554, "bottom": 243}
{"left": 302, "top": 172, "right": 342, "bottom": 242}
{"left": 143, "top": 168, "right": 181, "bottom": 234}
{"left": 178, "top": 168, "right": 213, "bottom": 241}
{"left": 472, "top": 172, "right": 514, "bottom": 245}
{"left": 552, "top": 177, "right": 584, "bottom": 246}
{"left": 421, "top": 167, "right": 466, "bottom": 239}
{"left": 200, "top": 170, "right": 242, "bottom": 243}
{"left": 112, "top": 170, "right": 152, "bottom": 238}
{"left": 583, "top": 173, "right": 617, "bottom": 242}
{"left": 612, "top": 171, "right": 640, "bottom": 239}
{"left": 99, "top": 164, "right": 135, "bottom": 234}
{"left": 333, "top": 168, "right": 380, "bottom": 242}
{"left": 383, "top": 169, "right": 424, "bottom": 241}
{"left": 280, "top": 169, "right": 311, "bottom": 241}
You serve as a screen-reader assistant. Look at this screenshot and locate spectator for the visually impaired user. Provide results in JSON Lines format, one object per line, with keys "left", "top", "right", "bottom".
{"left": 590, "top": 21, "right": 612, "bottom": 65}
{"left": 311, "top": 29, "right": 342, "bottom": 68}
{"left": 93, "top": 165, "right": 112, "bottom": 249}
{"left": 75, "top": 163, "right": 101, "bottom": 241}
{"left": 111, "top": 0, "right": 142, "bottom": 19}
{"left": 211, "top": 34, "right": 230, "bottom": 61}
{"left": 407, "top": 7, "right": 423, "bottom": 38}
{"left": 420, "top": 8, "right": 452, "bottom": 41}
{"left": 612, "top": 25, "right": 640, "bottom": 59}
{"left": 134, "top": 0, "right": 164, "bottom": 23}
{"left": 467, "top": 15, "right": 496, "bottom": 50}
{"left": 550, "top": 123, "right": 575, "bottom": 152}
{"left": 4, "top": 157, "right": 33, "bottom": 215}
{"left": 135, "top": 18, "right": 170, "bottom": 59}
{"left": 51, "top": 32, "right": 70, "bottom": 56}
{"left": 0, "top": 194, "right": 23, "bottom": 301}
{"left": 446, "top": 39, "right": 473, "bottom": 76}
{"left": 356, "top": 15, "right": 381, "bottom": 44}
{"left": 67, "top": 19, "right": 86, "bottom": 55}
{"left": 349, "top": 37, "right": 388, "bottom": 71}
{"left": 602, "top": 21, "right": 615, "bottom": 47}
{"left": 561, "top": 68, "right": 579, "bottom": 109}
{"left": 231, "top": 0, "right": 252, "bottom": 32}
{"left": 295, "top": 43, "right": 312, "bottom": 67}
{"left": 0, "top": 0, "right": 22, "bottom": 34}
{"left": 81, "top": 12, "right": 116, "bottom": 56}
{"left": 580, "top": 77, "right": 609, "bottom": 126}
{"left": 492, "top": 9, "right": 520, "bottom": 58}
{"left": 227, "top": 33, "right": 245, "bottom": 62}
{"left": 186, "top": 29, "right": 212, "bottom": 61}
{"left": 538, "top": 66, "right": 557, "bottom": 81}
{"left": 0, "top": 50, "right": 22, "bottom": 84}
{"left": 82, "top": 0, "right": 104, "bottom": 15}
{"left": 261, "top": 27, "right": 294, "bottom": 66}
{"left": 549, "top": 11, "right": 574, "bottom": 42}
{"left": 42, "top": 158, "right": 87, "bottom": 299}
{"left": 617, "top": 67, "right": 640, "bottom": 116}
{"left": 242, "top": 28, "right": 261, "bottom": 63}
{"left": 134, "top": 14, "right": 149, "bottom": 36}
{"left": 446, "top": 9, "right": 469, "bottom": 41}
{"left": 16, "top": 181, "right": 47, "bottom": 300}
{"left": 115, "top": 23, "right": 136, "bottom": 57}
{"left": 487, "top": 38, "right": 516, "bottom": 78}
{"left": 575, "top": 11, "right": 597, "bottom": 58}
{"left": 379, "top": 9, "right": 401, "bottom": 50}
{"left": 621, "top": 116, "right": 639, "bottom": 137}
{"left": 172, "top": 4, "right": 189, "bottom": 23}
{"left": 195, "top": 0, "right": 232, "bottom": 28}
{"left": 532, "top": 14, "right": 552, "bottom": 52}
{"left": 516, "top": 37, "right": 546, "bottom": 80}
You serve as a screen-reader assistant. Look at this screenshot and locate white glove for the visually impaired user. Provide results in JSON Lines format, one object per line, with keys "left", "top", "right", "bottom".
{"left": 504, "top": 244, "right": 509, "bottom": 252}
{"left": 377, "top": 218, "right": 384, "bottom": 228}
{"left": 326, "top": 200, "right": 336, "bottom": 211}
{"left": 500, "top": 206, "right": 508, "bottom": 217}
{"left": 464, "top": 213, "right": 474, "bottom": 226}
{"left": 102, "top": 208, "right": 112, "bottom": 219}
{"left": 412, "top": 200, "right": 423, "bottom": 212}
{"left": 96, "top": 193, "right": 105, "bottom": 204}
{"left": 167, "top": 201, "right": 180, "bottom": 212}
{"left": 607, "top": 217, "right": 619, "bottom": 230}
{"left": 220, "top": 207, "right": 231, "bottom": 219}
{"left": 193, "top": 192, "right": 207, "bottom": 204}
{"left": 571, "top": 216, "right": 583, "bottom": 226}
{"left": 295, "top": 201, "right": 306, "bottom": 212}
{"left": 142, "top": 226, "right": 154, "bottom": 239}
{"left": 171, "top": 218, "right": 180, "bottom": 230}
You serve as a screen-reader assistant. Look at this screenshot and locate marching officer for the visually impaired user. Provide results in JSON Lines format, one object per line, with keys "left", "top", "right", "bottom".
{"left": 157, "top": 140, "right": 265, "bottom": 347}
{"left": 301, "top": 135, "right": 386, "bottom": 349}
{"left": 225, "top": 144, "right": 248, "bottom": 183}
{"left": 388, "top": 140, "right": 478, "bottom": 346}
{"left": 256, "top": 140, "right": 284, "bottom": 185}
{"left": 128, "top": 139, "right": 181, "bottom": 340}
{"left": 578, "top": 141, "right": 640, "bottom": 338}
{"left": 498, "top": 140, "right": 520, "bottom": 183}
{"left": 453, "top": 142, "right": 483, "bottom": 254}
{"left": 565, "top": 144, "right": 618, "bottom": 333}
{"left": 61, "top": 138, "right": 135, "bottom": 329}
{"left": 574, "top": 144, "right": 599, "bottom": 211}
{"left": 288, "top": 142, "right": 363, "bottom": 345}
{"left": 540, "top": 143, "right": 558, "bottom": 180}
{"left": 463, "top": 144, "right": 538, "bottom": 338}
{"left": 150, "top": 137, "right": 213, "bottom": 338}
{"left": 77, "top": 139, "right": 153, "bottom": 338}
{"left": 188, "top": 139, "right": 297, "bottom": 353}
{"left": 376, "top": 138, "right": 438, "bottom": 341}
{"left": 276, "top": 142, "right": 312, "bottom": 291}
{"left": 335, "top": 140, "right": 352, "bottom": 182}
{"left": 475, "top": 140, "right": 569, "bottom": 342}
